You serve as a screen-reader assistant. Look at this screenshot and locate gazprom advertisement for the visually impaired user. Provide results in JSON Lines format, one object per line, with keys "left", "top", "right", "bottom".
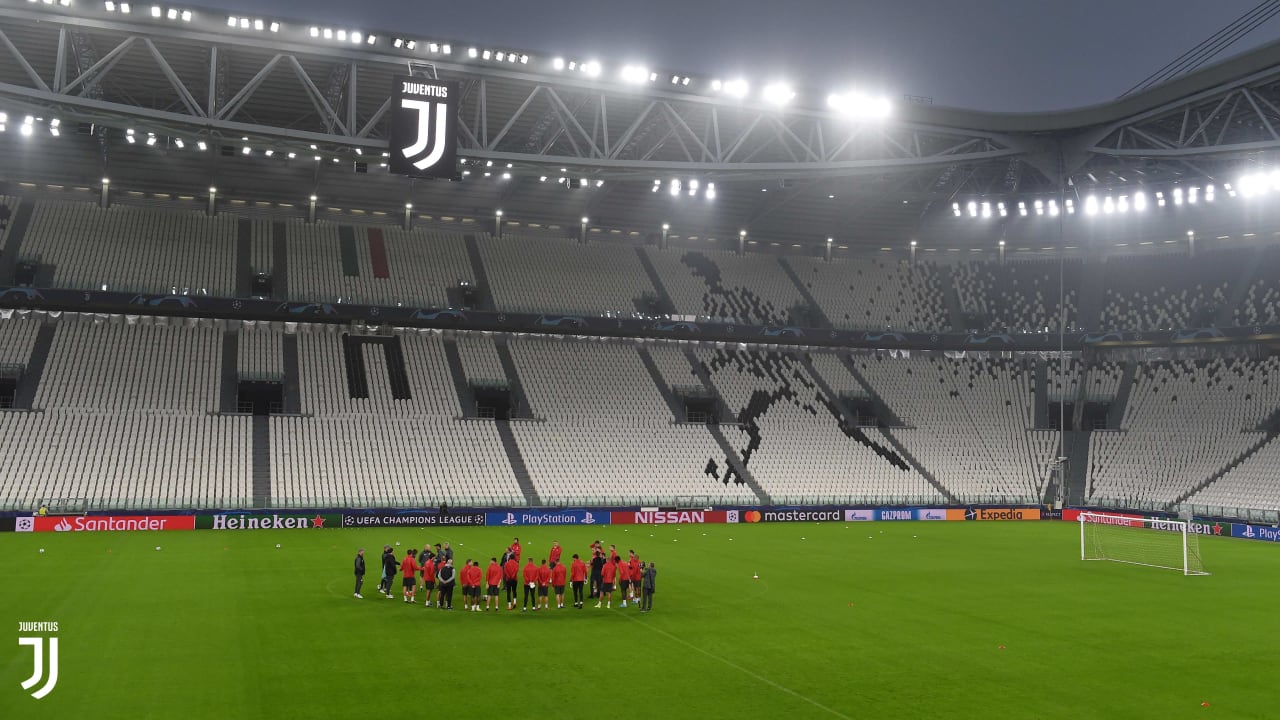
{"left": 844, "top": 509, "right": 949, "bottom": 521}
{"left": 486, "top": 509, "right": 609, "bottom": 526}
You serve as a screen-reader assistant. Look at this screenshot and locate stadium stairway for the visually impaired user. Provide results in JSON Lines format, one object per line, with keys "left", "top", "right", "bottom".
{"left": 1075, "top": 259, "right": 1106, "bottom": 331}
{"left": 1034, "top": 360, "right": 1049, "bottom": 428}
{"left": 1071, "top": 364, "right": 1089, "bottom": 431}
{"left": 281, "top": 335, "right": 301, "bottom": 413}
{"left": 834, "top": 352, "right": 904, "bottom": 427}
{"left": 442, "top": 337, "right": 476, "bottom": 416}
{"left": 635, "top": 346, "right": 685, "bottom": 421}
{"left": 1215, "top": 245, "right": 1267, "bottom": 327}
{"left": 776, "top": 257, "right": 832, "bottom": 328}
{"left": 1064, "top": 431, "right": 1090, "bottom": 506}
{"left": 272, "top": 222, "right": 289, "bottom": 299}
{"left": 936, "top": 265, "right": 965, "bottom": 331}
{"left": 12, "top": 324, "right": 54, "bottom": 410}
{"left": 340, "top": 334, "right": 370, "bottom": 399}
{"left": 633, "top": 248, "right": 678, "bottom": 315}
{"left": 381, "top": 337, "right": 412, "bottom": 400}
{"left": 220, "top": 331, "right": 239, "bottom": 413}
{"left": 681, "top": 347, "right": 771, "bottom": 504}
{"left": 493, "top": 336, "right": 533, "bottom": 418}
{"left": 234, "top": 218, "right": 252, "bottom": 297}
{"left": 495, "top": 420, "right": 540, "bottom": 506}
{"left": 0, "top": 200, "right": 34, "bottom": 284}
{"left": 251, "top": 415, "right": 271, "bottom": 508}
{"left": 337, "top": 226, "right": 360, "bottom": 278}
{"left": 1106, "top": 362, "right": 1136, "bottom": 430}
{"left": 462, "top": 234, "right": 496, "bottom": 310}
{"left": 1172, "top": 431, "right": 1277, "bottom": 507}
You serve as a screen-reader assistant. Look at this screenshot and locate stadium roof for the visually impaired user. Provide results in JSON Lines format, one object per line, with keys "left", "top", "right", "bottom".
{"left": 3, "top": 1, "right": 1280, "bottom": 251}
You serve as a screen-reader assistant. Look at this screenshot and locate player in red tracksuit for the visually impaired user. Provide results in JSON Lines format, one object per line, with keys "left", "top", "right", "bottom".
{"left": 503, "top": 555, "right": 520, "bottom": 610}
{"left": 551, "top": 560, "right": 568, "bottom": 609}
{"left": 458, "top": 560, "right": 474, "bottom": 610}
{"left": 597, "top": 557, "right": 618, "bottom": 609}
{"left": 569, "top": 554, "right": 588, "bottom": 609}
{"left": 628, "top": 553, "right": 642, "bottom": 607}
{"left": 420, "top": 553, "right": 437, "bottom": 607}
{"left": 537, "top": 559, "right": 552, "bottom": 610}
{"left": 549, "top": 541, "right": 563, "bottom": 565}
{"left": 400, "top": 550, "right": 420, "bottom": 604}
{"left": 510, "top": 537, "right": 522, "bottom": 563}
{"left": 468, "top": 561, "right": 485, "bottom": 612}
{"left": 521, "top": 558, "right": 539, "bottom": 611}
{"left": 617, "top": 557, "right": 632, "bottom": 608}
{"left": 485, "top": 557, "right": 503, "bottom": 611}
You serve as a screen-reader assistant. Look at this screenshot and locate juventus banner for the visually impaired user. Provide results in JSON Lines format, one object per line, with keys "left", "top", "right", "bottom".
{"left": 388, "top": 77, "right": 459, "bottom": 179}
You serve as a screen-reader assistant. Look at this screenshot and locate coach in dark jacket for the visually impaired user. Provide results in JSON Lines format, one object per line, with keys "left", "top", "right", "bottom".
{"left": 640, "top": 562, "right": 657, "bottom": 612}
{"left": 437, "top": 559, "right": 457, "bottom": 610}
{"left": 354, "top": 549, "right": 366, "bottom": 598}
{"left": 380, "top": 546, "right": 397, "bottom": 597}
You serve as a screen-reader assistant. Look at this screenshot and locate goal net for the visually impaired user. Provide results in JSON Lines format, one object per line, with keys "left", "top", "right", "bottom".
{"left": 1080, "top": 512, "right": 1208, "bottom": 576}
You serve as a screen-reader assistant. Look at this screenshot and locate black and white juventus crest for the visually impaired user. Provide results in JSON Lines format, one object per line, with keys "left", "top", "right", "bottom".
{"left": 388, "top": 77, "right": 459, "bottom": 179}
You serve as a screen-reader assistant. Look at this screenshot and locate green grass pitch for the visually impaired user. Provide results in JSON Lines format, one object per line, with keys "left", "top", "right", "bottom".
{"left": 3, "top": 521, "right": 1278, "bottom": 719}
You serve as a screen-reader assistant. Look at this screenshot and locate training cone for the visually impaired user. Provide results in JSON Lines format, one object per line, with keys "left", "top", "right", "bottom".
{"left": 1202, "top": 702, "right": 1210, "bottom": 707}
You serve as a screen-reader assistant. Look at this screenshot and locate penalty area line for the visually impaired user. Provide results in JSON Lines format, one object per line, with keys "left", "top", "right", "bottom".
{"left": 621, "top": 611, "right": 852, "bottom": 719}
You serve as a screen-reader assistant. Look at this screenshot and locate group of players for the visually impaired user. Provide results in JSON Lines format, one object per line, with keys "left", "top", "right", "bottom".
{"left": 353, "top": 536, "right": 657, "bottom": 613}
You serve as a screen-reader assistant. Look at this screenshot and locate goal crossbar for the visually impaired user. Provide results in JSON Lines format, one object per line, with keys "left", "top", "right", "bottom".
{"left": 1079, "top": 512, "right": 1209, "bottom": 576}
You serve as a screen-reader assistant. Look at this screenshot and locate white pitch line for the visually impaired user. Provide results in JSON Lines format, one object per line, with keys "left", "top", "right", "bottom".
{"left": 622, "top": 610, "right": 853, "bottom": 719}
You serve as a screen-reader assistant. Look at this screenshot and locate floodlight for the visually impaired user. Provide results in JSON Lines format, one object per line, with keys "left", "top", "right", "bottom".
{"left": 539, "top": 176, "right": 547, "bottom": 182}
{"left": 323, "top": 28, "right": 332, "bottom": 39}
{"left": 468, "top": 47, "right": 478, "bottom": 58}
{"left": 481, "top": 49, "right": 492, "bottom": 60}
{"left": 108, "top": 1, "right": 119, "bottom": 10}
{"left": 495, "top": 52, "right": 504, "bottom": 62}
{"left": 1034, "top": 199, "right": 1044, "bottom": 216}
{"left": 711, "top": 79, "right": 723, "bottom": 91}
{"left": 196, "top": 141, "right": 207, "bottom": 151}
{"left": 705, "top": 182, "right": 716, "bottom": 200}
{"left": 264, "top": 149, "right": 273, "bottom": 157}
{"left": 595, "top": 179, "right": 604, "bottom": 188}
{"left": 1102, "top": 196, "right": 1114, "bottom": 214}
{"left": 997, "top": 202, "right": 1007, "bottom": 218}
{"left": 441, "top": 44, "right": 451, "bottom": 54}
{"left": 241, "top": 146, "right": 250, "bottom": 154}
{"left": 1017, "top": 201, "right": 1027, "bottom": 217}
{"left": 226, "top": 14, "right": 235, "bottom": 25}
{"left": 520, "top": 55, "right": 529, "bottom": 64}
{"left": 980, "top": 201, "right": 991, "bottom": 218}
{"left": 495, "top": 209, "right": 503, "bottom": 216}
{"left": 621, "top": 65, "right": 650, "bottom": 84}
{"left": 239, "top": 17, "right": 248, "bottom": 28}
{"left": 166, "top": 8, "right": 177, "bottom": 20}
{"left": 670, "top": 179, "right": 681, "bottom": 196}
{"left": 1084, "top": 196, "right": 1098, "bottom": 215}
{"left": 181, "top": 10, "right": 190, "bottom": 21}
{"left": 998, "top": 239, "right": 1005, "bottom": 247}
{"left": 173, "top": 138, "right": 184, "bottom": 148}
{"left": 286, "top": 152, "right": 295, "bottom": 159}
{"left": 583, "top": 61, "right": 601, "bottom": 77}
{"left": 1065, "top": 198, "right": 1075, "bottom": 214}
{"left": 1156, "top": 191, "right": 1166, "bottom": 207}
{"left": 966, "top": 201, "right": 977, "bottom": 218}
{"left": 336, "top": 30, "right": 347, "bottom": 41}
{"left": 1133, "top": 192, "right": 1147, "bottom": 211}
{"left": 1117, "top": 196, "right": 1129, "bottom": 213}
{"left": 269, "top": 22, "right": 279, "bottom": 32}
{"left": 1048, "top": 199, "right": 1059, "bottom": 217}
{"left": 1188, "top": 186, "right": 1199, "bottom": 204}
{"left": 581, "top": 217, "right": 589, "bottom": 224}
{"left": 146, "top": 134, "right": 156, "bottom": 146}
{"left": 762, "top": 83, "right": 795, "bottom": 106}
{"left": 309, "top": 26, "right": 319, "bottom": 37}
{"left": 552, "top": 57, "right": 565, "bottom": 70}
{"left": 119, "top": 2, "right": 129, "bottom": 11}
{"left": 722, "top": 79, "right": 749, "bottom": 98}
{"left": 1173, "top": 187, "right": 1183, "bottom": 205}
{"left": 501, "top": 172, "right": 511, "bottom": 180}
{"left": 20, "top": 122, "right": 33, "bottom": 137}
{"left": 150, "top": 6, "right": 159, "bottom": 18}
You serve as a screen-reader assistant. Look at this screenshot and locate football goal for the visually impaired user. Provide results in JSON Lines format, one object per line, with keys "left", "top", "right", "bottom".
{"left": 1079, "top": 512, "right": 1208, "bottom": 576}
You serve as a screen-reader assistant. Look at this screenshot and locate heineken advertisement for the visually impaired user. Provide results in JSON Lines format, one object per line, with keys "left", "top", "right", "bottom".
{"left": 196, "top": 513, "right": 340, "bottom": 530}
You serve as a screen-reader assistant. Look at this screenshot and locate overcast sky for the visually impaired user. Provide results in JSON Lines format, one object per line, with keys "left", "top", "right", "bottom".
{"left": 198, "top": 0, "right": 1280, "bottom": 112}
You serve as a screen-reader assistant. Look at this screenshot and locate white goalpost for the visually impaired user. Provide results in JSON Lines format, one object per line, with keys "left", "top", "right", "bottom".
{"left": 1079, "top": 512, "right": 1208, "bottom": 576}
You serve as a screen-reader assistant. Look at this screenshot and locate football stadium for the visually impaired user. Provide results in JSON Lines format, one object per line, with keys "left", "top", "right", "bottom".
{"left": 2, "top": 1, "right": 1280, "bottom": 717}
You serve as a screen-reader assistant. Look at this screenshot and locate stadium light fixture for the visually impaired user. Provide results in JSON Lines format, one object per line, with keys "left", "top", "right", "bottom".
{"left": 997, "top": 201, "right": 1007, "bottom": 218}
{"left": 309, "top": 26, "right": 319, "bottom": 37}
{"left": 102, "top": 177, "right": 110, "bottom": 185}
{"left": 1065, "top": 198, "right": 1075, "bottom": 214}
{"left": 1084, "top": 196, "right": 1098, "bottom": 215}
{"left": 582, "top": 61, "right": 602, "bottom": 77}
{"left": 1034, "top": 199, "right": 1044, "bottom": 216}
{"left": 552, "top": 57, "right": 565, "bottom": 70}
{"left": 241, "top": 146, "right": 250, "bottom": 154}
{"left": 966, "top": 201, "right": 977, "bottom": 218}
{"left": 762, "top": 82, "right": 795, "bottom": 106}
{"left": 1047, "top": 199, "right": 1059, "bottom": 217}
{"left": 1102, "top": 196, "right": 1114, "bottom": 214}
{"left": 120, "top": 2, "right": 129, "bottom": 11}
{"left": 1017, "top": 201, "right": 1027, "bottom": 217}
{"left": 166, "top": 8, "right": 177, "bottom": 20}
{"left": 145, "top": 133, "right": 157, "bottom": 146}
{"left": 1156, "top": 191, "right": 1166, "bottom": 207}
{"left": 196, "top": 140, "right": 207, "bottom": 151}
{"left": 1188, "top": 186, "right": 1199, "bottom": 204}
{"left": 264, "top": 149, "right": 273, "bottom": 157}
{"left": 662, "top": 223, "right": 670, "bottom": 230}
{"left": 1205, "top": 184, "right": 1216, "bottom": 202}
{"left": 1172, "top": 187, "right": 1183, "bottom": 205}
{"left": 286, "top": 151, "right": 296, "bottom": 159}
{"left": 980, "top": 201, "right": 991, "bottom": 218}
{"left": 952, "top": 202, "right": 962, "bottom": 217}
{"left": 501, "top": 172, "right": 511, "bottom": 180}
{"left": 711, "top": 79, "right": 723, "bottom": 91}
{"left": 150, "top": 5, "right": 159, "bottom": 17}
{"left": 539, "top": 175, "right": 547, "bottom": 182}
{"left": 621, "top": 65, "right": 650, "bottom": 84}
{"left": 209, "top": 186, "right": 217, "bottom": 194}
{"left": 595, "top": 179, "right": 604, "bottom": 188}
{"left": 722, "top": 79, "right": 749, "bottom": 98}
{"left": 1117, "top": 195, "right": 1129, "bottom": 213}
{"left": 910, "top": 240, "right": 917, "bottom": 247}
{"left": 705, "top": 182, "right": 716, "bottom": 200}
{"left": 107, "top": 1, "right": 117, "bottom": 10}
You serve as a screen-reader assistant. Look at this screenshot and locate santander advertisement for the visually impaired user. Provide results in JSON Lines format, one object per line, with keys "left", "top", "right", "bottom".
{"left": 15, "top": 515, "right": 196, "bottom": 532}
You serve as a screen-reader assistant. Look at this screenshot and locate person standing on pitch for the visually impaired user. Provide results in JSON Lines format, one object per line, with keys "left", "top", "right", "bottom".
{"left": 437, "top": 559, "right": 456, "bottom": 610}
{"left": 521, "top": 556, "right": 539, "bottom": 612}
{"left": 569, "top": 553, "right": 588, "bottom": 608}
{"left": 421, "top": 552, "right": 437, "bottom": 607}
{"left": 627, "top": 551, "right": 642, "bottom": 606}
{"left": 485, "top": 557, "right": 503, "bottom": 611}
{"left": 503, "top": 552, "right": 520, "bottom": 610}
{"left": 401, "top": 549, "right": 420, "bottom": 604}
{"left": 617, "top": 557, "right": 632, "bottom": 608}
{"left": 548, "top": 540, "right": 562, "bottom": 565}
{"left": 440, "top": 542, "right": 454, "bottom": 563}
{"left": 380, "top": 545, "right": 397, "bottom": 598}
{"left": 537, "top": 559, "right": 552, "bottom": 610}
{"left": 640, "top": 562, "right": 656, "bottom": 612}
{"left": 353, "top": 548, "right": 366, "bottom": 599}
{"left": 510, "top": 537, "right": 522, "bottom": 563}
{"left": 468, "top": 560, "right": 485, "bottom": 612}
{"left": 589, "top": 547, "right": 605, "bottom": 601}
{"left": 597, "top": 554, "right": 618, "bottom": 609}
{"left": 551, "top": 560, "right": 567, "bottom": 609}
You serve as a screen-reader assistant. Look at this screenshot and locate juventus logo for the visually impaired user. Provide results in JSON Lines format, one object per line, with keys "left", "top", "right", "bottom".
{"left": 399, "top": 98, "right": 449, "bottom": 171}
{"left": 18, "top": 636, "right": 59, "bottom": 699}
{"left": 389, "top": 77, "right": 458, "bottom": 179}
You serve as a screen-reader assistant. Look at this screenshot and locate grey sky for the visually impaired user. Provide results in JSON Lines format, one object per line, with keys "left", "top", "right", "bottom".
{"left": 198, "top": 0, "right": 1280, "bottom": 112}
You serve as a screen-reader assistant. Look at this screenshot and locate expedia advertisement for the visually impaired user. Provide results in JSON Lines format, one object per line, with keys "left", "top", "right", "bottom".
{"left": 957, "top": 507, "right": 1042, "bottom": 521}
{"left": 197, "top": 513, "right": 340, "bottom": 530}
{"left": 342, "top": 512, "right": 485, "bottom": 528}
{"left": 388, "top": 76, "right": 459, "bottom": 179}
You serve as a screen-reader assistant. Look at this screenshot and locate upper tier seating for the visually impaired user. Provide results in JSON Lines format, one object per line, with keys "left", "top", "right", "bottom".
{"left": 790, "top": 256, "right": 948, "bottom": 331}
{"left": 480, "top": 234, "right": 656, "bottom": 316}
{"left": 1187, "top": 435, "right": 1280, "bottom": 513}
{"left": 643, "top": 247, "right": 802, "bottom": 325}
{"left": 951, "top": 258, "right": 1081, "bottom": 333}
{"left": 1099, "top": 251, "right": 1246, "bottom": 331}
{"left": 1233, "top": 247, "right": 1280, "bottom": 327}
{"left": 22, "top": 200, "right": 238, "bottom": 296}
